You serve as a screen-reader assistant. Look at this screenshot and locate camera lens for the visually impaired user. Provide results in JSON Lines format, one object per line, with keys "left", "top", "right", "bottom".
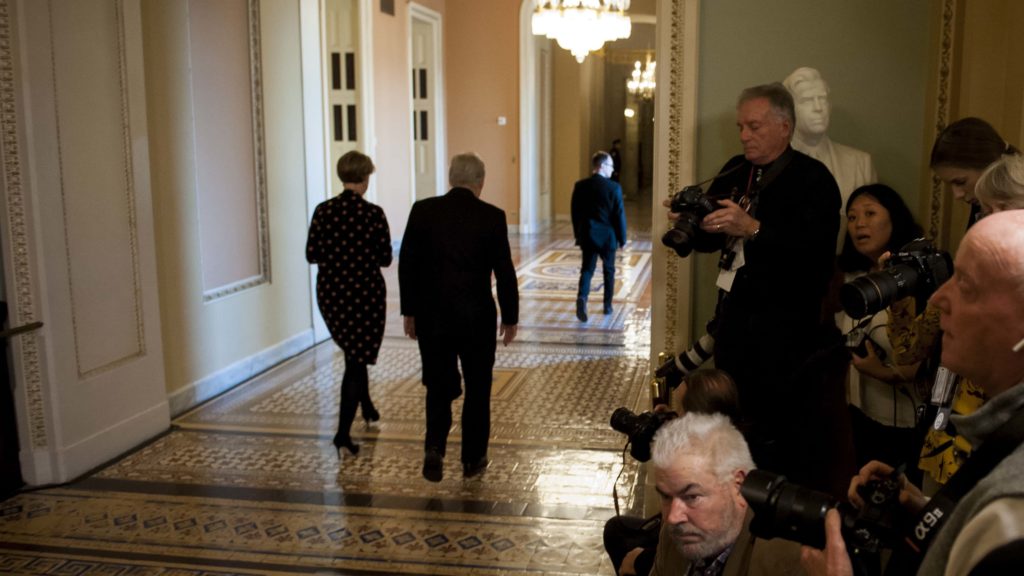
{"left": 839, "top": 264, "right": 919, "bottom": 319}
{"left": 661, "top": 228, "right": 695, "bottom": 257}
{"left": 661, "top": 214, "right": 701, "bottom": 258}
{"left": 742, "top": 469, "right": 836, "bottom": 550}
{"left": 610, "top": 407, "right": 639, "bottom": 436}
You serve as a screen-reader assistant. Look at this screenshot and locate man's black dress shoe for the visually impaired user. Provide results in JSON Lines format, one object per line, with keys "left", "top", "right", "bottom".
{"left": 423, "top": 449, "right": 443, "bottom": 482}
{"left": 463, "top": 457, "right": 489, "bottom": 478}
{"left": 576, "top": 299, "right": 588, "bottom": 322}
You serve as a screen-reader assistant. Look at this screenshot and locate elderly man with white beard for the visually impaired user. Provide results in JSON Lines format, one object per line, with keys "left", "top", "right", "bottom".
{"left": 648, "top": 413, "right": 804, "bottom": 575}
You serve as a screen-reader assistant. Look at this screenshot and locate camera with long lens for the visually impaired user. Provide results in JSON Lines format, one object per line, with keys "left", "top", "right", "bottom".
{"left": 840, "top": 238, "right": 953, "bottom": 319}
{"left": 742, "top": 469, "right": 904, "bottom": 556}
{"left": 654, "top": 333, "right": 716, "bottom": 394}
{"left": 661, "top": 185, "right": 718, "bottom": 258}
{"left": 610, "top": 407, "right": 676, "bottom": 462}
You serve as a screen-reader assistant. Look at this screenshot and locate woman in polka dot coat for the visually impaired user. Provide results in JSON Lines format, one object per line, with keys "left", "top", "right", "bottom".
{"left": 306, "top": 151, "right": 392, "bottom": 457}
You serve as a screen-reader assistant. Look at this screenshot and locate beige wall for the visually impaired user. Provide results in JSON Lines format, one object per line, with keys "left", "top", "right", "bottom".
{"left": 552, "top": 48, "right": 583, "bottom": 219}
{"left": 549, "top": 48, "right": 614, "bottom": 220}
{"left": 142, "top": 0, "right": 313, "bottom": 402}
{"left": 444, "top": 0, "right": 520, "bottom": 221}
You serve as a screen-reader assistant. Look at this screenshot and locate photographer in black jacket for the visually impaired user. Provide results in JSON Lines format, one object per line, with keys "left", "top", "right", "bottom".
{"left": 664, "top": 83, "right": 841, "bottom": 484}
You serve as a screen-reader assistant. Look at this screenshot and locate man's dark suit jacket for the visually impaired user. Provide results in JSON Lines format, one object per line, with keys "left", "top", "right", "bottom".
{"left": 691, "top": 147, "right": 840, "bottom": 480}
{"left": 398, "top": 187, "right": 518, "bottom": 336}
{"left": 571, "top": 174, "right": 627, "bottom": 251}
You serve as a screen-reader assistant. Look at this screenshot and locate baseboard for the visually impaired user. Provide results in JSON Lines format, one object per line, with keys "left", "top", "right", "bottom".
{"left": 168, "top": 330, "right": 315, "bottom": 417}
{"left": 59, "top": 400, "right": 170, "bottom": 483}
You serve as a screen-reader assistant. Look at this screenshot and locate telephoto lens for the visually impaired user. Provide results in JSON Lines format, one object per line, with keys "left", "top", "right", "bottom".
{"left": 741, "top": 469, "right": 836, "bottom": 549}
{"left": 839, "top": 263, "right": 919, "bottom": 319}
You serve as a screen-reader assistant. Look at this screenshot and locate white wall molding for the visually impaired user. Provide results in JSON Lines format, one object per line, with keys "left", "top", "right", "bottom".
{"left": 169, "top": 329, "right": 314, "bottom": 416}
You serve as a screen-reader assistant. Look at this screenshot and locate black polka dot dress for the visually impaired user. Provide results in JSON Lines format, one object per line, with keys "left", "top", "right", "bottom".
{"left": 306, "top": 190, "right": 393, "bottom": 364}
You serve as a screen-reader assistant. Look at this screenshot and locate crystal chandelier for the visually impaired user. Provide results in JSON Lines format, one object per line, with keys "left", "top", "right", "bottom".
{"left": 626, "top": 58, "right": 656, "bottom": 100}
{"left": 531, "top": 1, "right": 632, "bottom": 63}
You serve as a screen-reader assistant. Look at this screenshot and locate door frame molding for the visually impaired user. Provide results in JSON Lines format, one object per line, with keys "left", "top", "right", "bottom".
{"left": 518, "top": 0, "right": 539, "bottom": 234}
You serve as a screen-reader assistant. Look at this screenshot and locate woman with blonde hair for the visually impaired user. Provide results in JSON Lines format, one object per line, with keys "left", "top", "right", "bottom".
{"left": 975, "top": 153, "right": 1024, "bottom": 214}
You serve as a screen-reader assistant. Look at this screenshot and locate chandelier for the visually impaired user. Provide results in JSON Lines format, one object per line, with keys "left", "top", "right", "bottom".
{"left": 626, "top": 57, "right": 656, "bottom": 100}
{"left": 531, "top": 1, "right": 632, "bottom": 63}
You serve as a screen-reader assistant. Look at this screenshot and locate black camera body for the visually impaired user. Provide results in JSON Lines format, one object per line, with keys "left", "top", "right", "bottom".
{"left": 742, "top": 469, "right": 904, "bottom": 555}
{"left": 661, "top": 185, "right": 718, "bottom": 258}
{"left": 610, "top": 407, "right": 676, "bottom": 462}
{"left": 840, "top": 238, "right": 953, "bottom": 319}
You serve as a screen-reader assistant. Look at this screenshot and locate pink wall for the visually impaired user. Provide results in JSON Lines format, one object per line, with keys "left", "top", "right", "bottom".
{"left": 372, "top": 0, "right": 523, "bottom": 233}
{"left": 371, "top": 0, "right": 446, "bottom": 237}
{"left": 443, "top": 0, "right": 521, "bottom": 223}
{"left": 372, "top": 5, "right": 412, "bottom": 236}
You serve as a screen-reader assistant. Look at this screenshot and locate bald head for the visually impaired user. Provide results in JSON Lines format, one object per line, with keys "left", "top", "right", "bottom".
{"left": 929, "top": 211, "right": 1024, "bottom": 395}
{"left": 967, "top": 211, "right": 1024, "bottom": 293}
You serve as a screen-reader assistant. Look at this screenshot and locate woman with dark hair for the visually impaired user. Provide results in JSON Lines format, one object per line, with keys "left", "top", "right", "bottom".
{"left": 306, "top": 151, "right": 392, "bottom": 458}
{"left": 837, "top": 184, "right": 922, "bottom": 273}
{"left": 930, "top": 117, "right": 1020, "bottom": 226}
{"left": 835, "top": 184, "right": 924, "bottom": 470}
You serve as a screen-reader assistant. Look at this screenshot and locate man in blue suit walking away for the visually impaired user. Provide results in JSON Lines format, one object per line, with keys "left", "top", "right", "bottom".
{"left": 571, "top": 151, "right": 627, "bottom": 322}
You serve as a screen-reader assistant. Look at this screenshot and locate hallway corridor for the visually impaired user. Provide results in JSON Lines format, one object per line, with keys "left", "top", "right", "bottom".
{"left": 0, "top": 210, "right": 654, "bottom": 575}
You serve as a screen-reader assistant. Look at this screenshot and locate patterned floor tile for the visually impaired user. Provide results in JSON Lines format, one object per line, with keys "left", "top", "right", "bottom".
{"left": 1, "top": 217, "right": 655, "bottom": 576}
{"left": 173, "top": 338, "right": 650, "bottom": 451}
{"left": 90, "top": 431, "right": 643, "bottom": 514}
{"left": 0, "top": 490, "right": 615, "bottom": 575}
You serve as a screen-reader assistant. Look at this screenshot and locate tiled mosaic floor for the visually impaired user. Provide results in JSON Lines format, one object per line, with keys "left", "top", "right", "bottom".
{"left": 0, "top": 202, "right": 655, "bottom": 575}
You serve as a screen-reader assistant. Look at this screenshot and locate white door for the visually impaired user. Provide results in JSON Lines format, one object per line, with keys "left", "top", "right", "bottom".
{"left": 325, "top": 0, "right": 361, "bottom": 196}
{"left": 410, "top": 6, "right": 444, "bottom": 201}
{"left": 4, "top": 0, "right": 168, "bottom": 484}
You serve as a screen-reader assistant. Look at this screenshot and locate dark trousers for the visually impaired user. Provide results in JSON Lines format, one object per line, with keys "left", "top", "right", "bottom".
{"left": 578, "top": 246, "right": 616, "bottom": 307}
{"left": 418, "top": 324, "right": 496, "bottom": 464}
{"left": 336, "top": 357, "right": 370, "bottom": 441}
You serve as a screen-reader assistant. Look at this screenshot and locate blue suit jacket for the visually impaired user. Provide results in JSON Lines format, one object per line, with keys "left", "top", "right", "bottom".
{"left": 571, "top": 174, "right": 627, "bottom": 251}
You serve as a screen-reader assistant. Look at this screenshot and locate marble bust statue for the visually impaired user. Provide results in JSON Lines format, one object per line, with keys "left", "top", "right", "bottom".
{"left": 784, "top": 67, "right": 878, "bottom": 252}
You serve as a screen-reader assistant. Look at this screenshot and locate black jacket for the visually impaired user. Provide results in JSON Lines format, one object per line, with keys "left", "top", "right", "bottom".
{"left": 398, "top": 187, "right": 519, "bottom": 336}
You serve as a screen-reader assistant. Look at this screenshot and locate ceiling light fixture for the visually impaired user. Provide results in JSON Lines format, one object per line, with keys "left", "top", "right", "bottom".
{"left": 531, "top": 1, "right": 632, "bottom": 64}
{"left": 626, "top": 56, "right": 655, "bottom": 100}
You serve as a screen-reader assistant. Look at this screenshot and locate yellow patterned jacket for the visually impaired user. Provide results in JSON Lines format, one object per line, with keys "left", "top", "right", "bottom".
{"left": 888, "top": 297, "right": 986, "bottom": 483}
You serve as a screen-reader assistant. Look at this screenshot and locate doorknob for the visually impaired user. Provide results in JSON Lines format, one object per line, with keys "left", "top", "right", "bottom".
{"left": 0, "top": 321, "right": 43, "bottom": 340}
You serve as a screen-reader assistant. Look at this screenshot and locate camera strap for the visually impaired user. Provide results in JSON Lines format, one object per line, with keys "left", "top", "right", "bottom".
{"left": 716, "top": 150, "right": 793, "bottom": 273}
{"left": 886, "top": 405, "right": 1024, "bottom": 574}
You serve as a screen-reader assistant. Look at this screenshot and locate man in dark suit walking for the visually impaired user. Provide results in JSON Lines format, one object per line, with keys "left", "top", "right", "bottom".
{"left": 399, "top": 153, "right": 519, "bottom": 482}
{"left": 571, "top": 151, "right": 627, "bottom": 321}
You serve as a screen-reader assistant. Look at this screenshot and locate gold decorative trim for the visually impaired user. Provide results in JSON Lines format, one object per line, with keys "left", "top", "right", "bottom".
{"left": 929, "top": 0, "right": 957, "bottom": 242}
{"left": 0, "top": 0, "right": 47, "bottom": 448}
{"left": 662, "top": 0, "right": 687, "bottom": 353}
{"left": 202, "top": 0, "right": 270, "bottom": 302}
{"left": 50, "top": 0, "right": 145, "bottom": 378}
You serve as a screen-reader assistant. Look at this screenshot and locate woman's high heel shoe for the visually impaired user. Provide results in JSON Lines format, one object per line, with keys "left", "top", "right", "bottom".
{"left": 362, "top": 403, "right": 380, "bottom": 424}
{"left": 332, "top": 432, "right": 360, "bottom": 457}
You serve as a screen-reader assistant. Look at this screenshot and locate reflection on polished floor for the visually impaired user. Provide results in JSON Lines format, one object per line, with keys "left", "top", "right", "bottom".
{"left": 0, "top": 206, "right": 654, "bottom": 575}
